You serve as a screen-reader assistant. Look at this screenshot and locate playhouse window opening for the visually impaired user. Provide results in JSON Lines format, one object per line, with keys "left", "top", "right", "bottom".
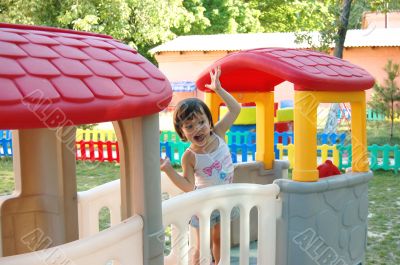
{"left": 99, "top": 207, "right": 111, "bottom": 231}
{"left": 249, "top": 206, "right": 259, "bottom": 262}
{"left": 221, "top": 101, "right": 257, "bottom": 164}
{"left": 75, "top": 123, "right": 120, "bottom": 192}
{"left": 0, "top": 129, "right": 14, "bottom": 196}
{"left": 163, "top": 224, "right": 173, "bottom": 255}
{"left": 316, "top": 103, "right": 352, "bottom": 172}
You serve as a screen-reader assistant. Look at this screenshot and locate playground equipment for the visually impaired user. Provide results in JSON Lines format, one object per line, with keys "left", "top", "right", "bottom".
{"left": 0, "top": 23, "right": 172, "bottom": 264}
{"left": 196, "top": 47, "right": 375, "bottom": 264}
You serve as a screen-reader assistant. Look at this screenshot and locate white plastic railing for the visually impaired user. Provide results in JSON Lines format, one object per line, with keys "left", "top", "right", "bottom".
{"left": 77, "top": 179, "right": 121, "bottom": 238}
{"left": 1, "top": 180, "right": 280, "bottom": 264}
{"left": 163, "top": 183, "right": 281, "bottom": 265}
{"left": 78, "top": 172, "right": 183, "bottom": 238}
{"left": 0, "top": 215, "right": 143, "bottom": 265}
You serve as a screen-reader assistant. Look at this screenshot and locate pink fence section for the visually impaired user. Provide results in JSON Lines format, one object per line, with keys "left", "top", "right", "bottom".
{"left": 76, "top": 140, "right": 120, "bottom": 163}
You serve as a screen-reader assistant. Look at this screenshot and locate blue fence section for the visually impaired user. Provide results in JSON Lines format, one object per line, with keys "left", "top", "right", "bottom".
{"left": 0, "top": 130, "right": 12, "bottom": 157}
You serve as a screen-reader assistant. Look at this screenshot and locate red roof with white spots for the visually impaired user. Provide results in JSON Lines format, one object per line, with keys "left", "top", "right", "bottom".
{"left": 0, "top": 23, "right": 172, "bottom": 129}
{"left": 196, "top": 48, "right": 375, "bottom": 92}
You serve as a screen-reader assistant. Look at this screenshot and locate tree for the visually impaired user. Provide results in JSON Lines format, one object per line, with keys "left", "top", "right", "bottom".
{"left": 334, "top": 0, "right": 352, "bottom": 58}
{"left": 174, "top": 0, "right": 263, "bottom": 35}
{"left": 368, "top": 60, "right": 400, "bottom": 142}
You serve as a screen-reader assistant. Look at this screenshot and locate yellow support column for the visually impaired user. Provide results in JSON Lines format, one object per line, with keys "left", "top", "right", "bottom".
{"left": 260, "top": 92, "right": 274, "bottom": 169}
{"left": 205, "top": 91, "right": 275, "bottom": 170}
{"left": 293, "top": 91, "right": 319, "bottom": 182}
{"left": 255, "top": 95, "right": 266, "bottom": 165}
{"left": 351, "top": 92, "right": 369, "bottom": 172}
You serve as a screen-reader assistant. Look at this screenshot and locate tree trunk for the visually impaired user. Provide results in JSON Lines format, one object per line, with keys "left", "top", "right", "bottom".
{"left": 334, "top": 0, "right": 352, "bottom": 59}
{"left": 391, "top": 98, "right": 394, "bottom": 142}
{"left": 325, "top": 0, "right": 353, "bottom": 134}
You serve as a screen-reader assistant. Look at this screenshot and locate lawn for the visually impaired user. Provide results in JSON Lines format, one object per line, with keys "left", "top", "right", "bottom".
{"left": 0, "top": 159, "right": 121, "bottom": 195}
{"left": 367, "top": 120, "right": 400, "bottom": 146}
{"left": 366, "top": 170, "right": 400, "bottom": 265}
{"left": 0, "top": 158, "right": 399, "bottom": 264}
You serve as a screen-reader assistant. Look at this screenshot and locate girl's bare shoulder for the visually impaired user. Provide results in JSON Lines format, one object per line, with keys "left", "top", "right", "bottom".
{"left": 182, "top": 148, "right": 195, "bottom": 165}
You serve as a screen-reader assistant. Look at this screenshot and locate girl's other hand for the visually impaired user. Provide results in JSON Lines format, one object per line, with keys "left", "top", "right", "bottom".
{"left": 160, "top": 157, "right": 172, "bottom": 172}
{"left": 205, "top": 66, "right": 221, "bottom": 92}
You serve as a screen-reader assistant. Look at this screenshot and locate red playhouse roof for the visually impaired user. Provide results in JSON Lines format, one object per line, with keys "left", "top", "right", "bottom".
{"left": 196, "top": 48, "right": 375, "bottom": 93}
{"left": 0, "top": 23, "right": 172, "bottom": 129}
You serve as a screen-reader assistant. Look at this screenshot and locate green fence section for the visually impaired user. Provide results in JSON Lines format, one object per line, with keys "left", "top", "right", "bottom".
{"left": 368, "top": 144, "right": 400, "bottom": 173}
{"left": 366, "top": 109, "right": 386, "bottom": 121}
{"left": 160, "top": 131, "right": 180, "bottom": 142}
{"left": 165, "top": 141, "right": 191, "bottom": 165}
{"left": 336, "top": 144, "right": 399, "bottom": 173}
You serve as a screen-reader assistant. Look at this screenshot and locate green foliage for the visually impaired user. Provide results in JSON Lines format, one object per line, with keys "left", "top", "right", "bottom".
{"left": 77, "top": 124, "right": 98, "bottom": 130}
{"left": 199, "top": 0, "right": 263, "bottom": 34}
{"left": 0, "top": 0, "right": 61, "bottom": 26}
{"left": 368, "top": 60, "right": 400, "bottom": 142}
{"left": 369, "top": 0, "right": 400, "bottom": 12}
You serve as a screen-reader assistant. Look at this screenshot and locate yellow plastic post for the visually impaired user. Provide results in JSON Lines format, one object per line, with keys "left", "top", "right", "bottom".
{"left": 204, "top": 91, "right": 275, "bottom": 169}
{"left": 263, "top": 92, "right": 275, "bottom": 169}
{"left": 332, "top": 146, "right": 339, "bottom": 166}
{"left": 351, "top": 92, "right": 369, "bottom": 172}
{"left": 293, "top": 91, "right": 319, "bottom": 182}
{"left": 205, "top": 93, "right": 222, "bottom": 125}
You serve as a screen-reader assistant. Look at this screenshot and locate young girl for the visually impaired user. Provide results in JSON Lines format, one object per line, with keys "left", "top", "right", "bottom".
{"left": 160, "top": 66, "right": 241, "bottom": 264}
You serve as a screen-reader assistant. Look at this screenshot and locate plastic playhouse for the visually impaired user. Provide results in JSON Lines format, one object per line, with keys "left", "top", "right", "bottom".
{"left": 0, "top": 23, "right": 374, "bottom": 265}
{"left": 197, "top": 47, "right": 374, "bottom": 264}
{"left": 0, "top": 22, "right": 172, "bottom": 264}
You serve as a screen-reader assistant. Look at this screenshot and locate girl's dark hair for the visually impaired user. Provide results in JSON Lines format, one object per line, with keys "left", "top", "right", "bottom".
{"left": 173, "top": 98, "right": 214, "bottom": 141}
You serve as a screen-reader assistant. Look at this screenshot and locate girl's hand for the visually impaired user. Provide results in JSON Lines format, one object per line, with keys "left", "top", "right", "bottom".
{"left": 205, "top": 66, "right": 222, "bottom": 92}
{"left": 160, "top": 157, "right": 172, "bottom": 172}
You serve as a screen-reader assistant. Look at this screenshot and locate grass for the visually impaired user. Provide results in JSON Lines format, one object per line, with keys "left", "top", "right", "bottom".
{"left": 0, "top": 157, "right": 14, "bottom": 195}
{"left": 75, "top": 161, "right": 120, "bottom": 192}
{"left": 0, "top": 159, "right": 121, "bottom": 195}
{"left": 366, "top": 170, "right": 400, "bottom": 265}
{"left": 367, "top": 120, "right": 400, "bottom": 146}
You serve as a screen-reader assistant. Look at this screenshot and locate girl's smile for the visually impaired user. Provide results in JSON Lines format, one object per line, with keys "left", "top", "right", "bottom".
{"left": 181, "top": 112, "right": 214, "bottom": 149}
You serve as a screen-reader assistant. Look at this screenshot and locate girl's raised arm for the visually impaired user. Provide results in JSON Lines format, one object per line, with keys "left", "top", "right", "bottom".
{"left": 205, "top": 66, "right": 241, "bottom": 137}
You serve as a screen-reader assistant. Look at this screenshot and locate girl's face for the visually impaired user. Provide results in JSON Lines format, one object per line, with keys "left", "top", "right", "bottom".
{"left": 181, "top": 111, "right": 211, "bottom": 147}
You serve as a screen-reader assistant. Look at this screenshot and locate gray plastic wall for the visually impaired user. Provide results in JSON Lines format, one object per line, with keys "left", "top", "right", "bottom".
{"left": 274, "top": 172, "right": 373, "bottom": 265}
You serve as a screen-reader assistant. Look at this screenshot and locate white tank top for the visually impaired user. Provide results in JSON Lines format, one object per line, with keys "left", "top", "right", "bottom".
{"left": 188, "top": 134, "right": 234, "bottom": 190}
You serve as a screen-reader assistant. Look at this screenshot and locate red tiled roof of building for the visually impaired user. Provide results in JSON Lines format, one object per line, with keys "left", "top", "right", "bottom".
{"left": 0, "top": 23, "right": 172, "bottom": 129}
{"left": 196, "top": 48, "right": 375, "bottom": 92}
